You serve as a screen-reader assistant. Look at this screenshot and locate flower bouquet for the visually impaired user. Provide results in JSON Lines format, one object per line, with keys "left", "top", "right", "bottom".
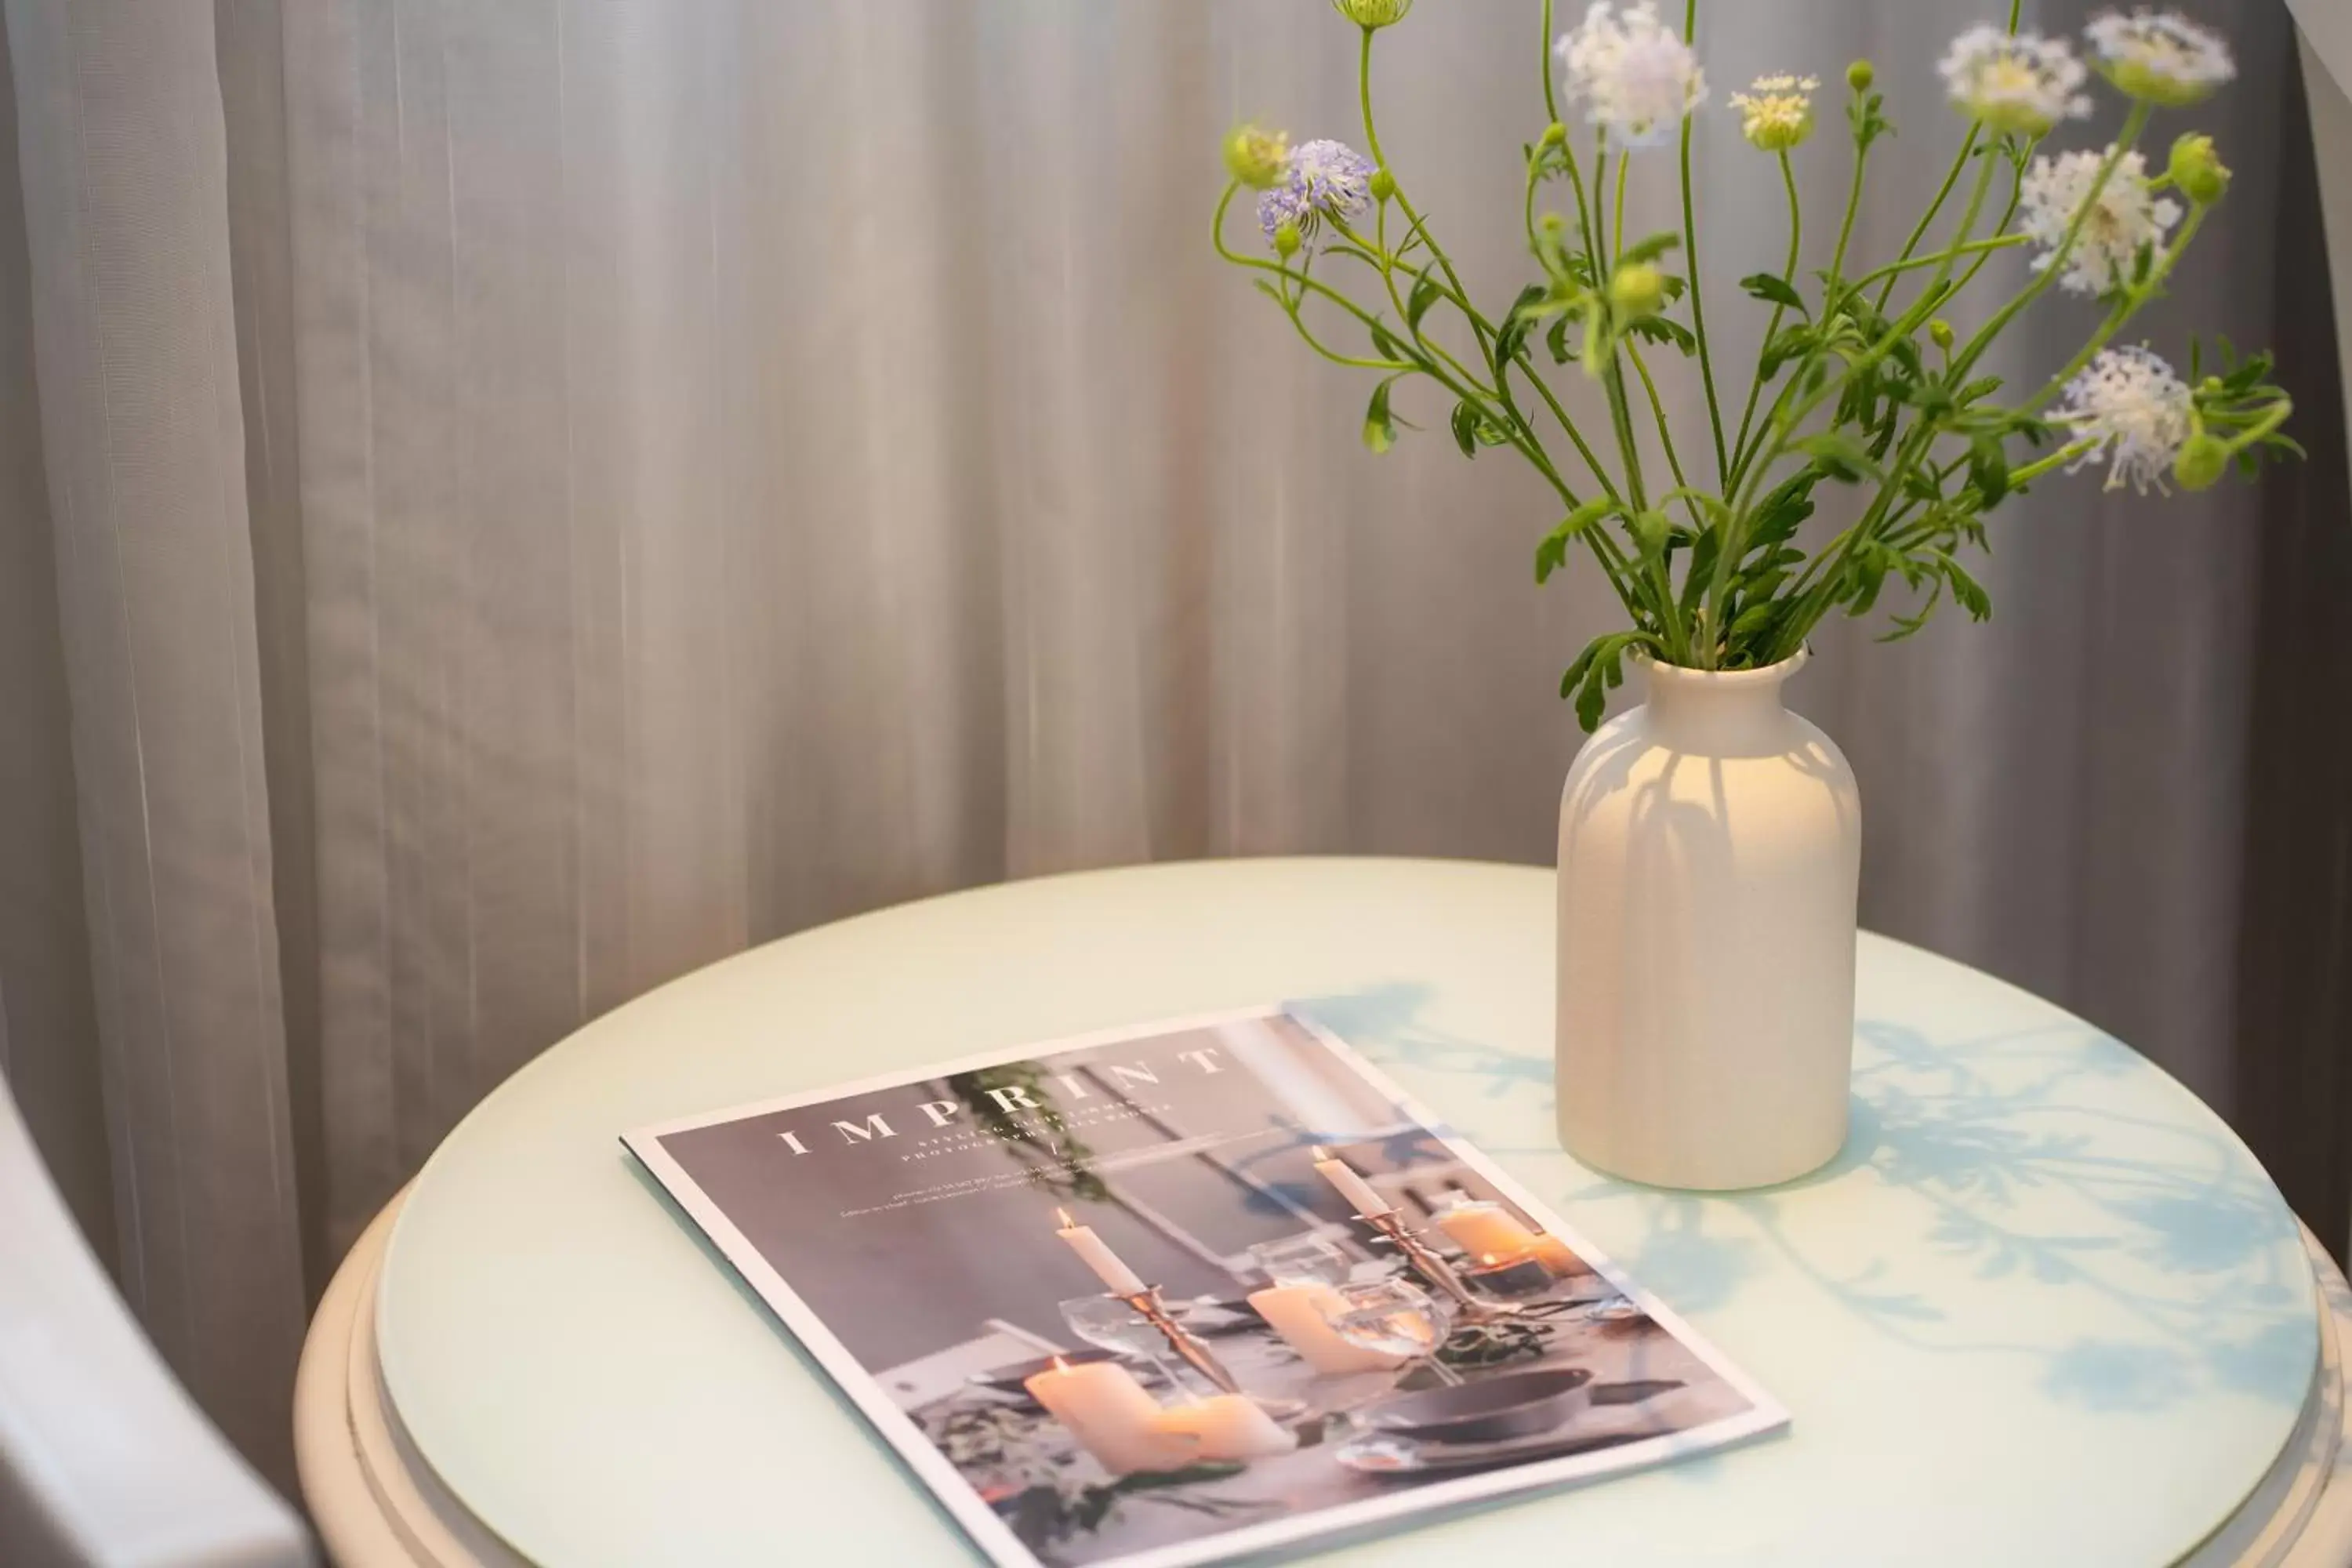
{"left": 1213, "top": 2, "right": 2296, "bottom": 1189}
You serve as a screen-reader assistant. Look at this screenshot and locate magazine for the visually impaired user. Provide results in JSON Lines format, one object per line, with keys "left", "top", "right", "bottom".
{"left": 623, "top": 1007, "right": 1787, "bottom": 1568}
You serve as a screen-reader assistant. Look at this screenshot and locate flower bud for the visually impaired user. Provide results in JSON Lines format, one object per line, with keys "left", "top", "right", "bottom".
{"left": 1607, "top": 262, "right": 1666, "bottom": 321}
{"left": 1221, "top": 123, "right": 1290, "bottom": 191}
{"left": 1846, "top": 60, "right": 1875, "bottom": 93}
{"left": 1331, "top": 0, "right": 1412, "bottom": 27}
{"left": 1369, "top": 167, "right": 1396, "bottom": 203}
{"left": 1273, "top": 221, "right": 1302, "bottom": 259}
{"left": 1541, "top": 122, "right": 1568, "bottom": 148}
{"left": 1929, "top": 319, "right": 1955, "bottom": 352}
{"left": 2167, "top": 133, "right": 2230, "bottom": 206}
{"left": 1540, "top": 212, "right": 1566, "bottom": 235}
{"left": 2174, "top": 433, "right": 2229, "bottom": 491}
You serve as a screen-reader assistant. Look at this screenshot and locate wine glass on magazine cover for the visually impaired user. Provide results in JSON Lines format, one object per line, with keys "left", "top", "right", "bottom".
{"left": 1247, "top": 1233, "right": 1361, "bottom": 1290}
{"left": 1058, "top": 1295, "right": 1192, "bottom": 1393}
{"left": 1319, "top": 1278, "right": 1466, "bottom": 1388}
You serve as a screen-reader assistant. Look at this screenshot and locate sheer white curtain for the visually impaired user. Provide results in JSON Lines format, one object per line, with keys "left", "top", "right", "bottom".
{"left": 0, "top": 0, "right": 2289, "bottom": 1485}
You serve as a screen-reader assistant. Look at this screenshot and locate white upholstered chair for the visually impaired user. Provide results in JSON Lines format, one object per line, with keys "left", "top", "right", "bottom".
{"left": 0, "top": 1075, "right": 313, "bottom": 1568}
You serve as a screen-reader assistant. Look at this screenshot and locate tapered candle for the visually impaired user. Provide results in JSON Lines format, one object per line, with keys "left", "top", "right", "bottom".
{"left": 1247, "top": 1283, "right": 1410, "bottom": 1374}
{"left": 1434, "top": 1198, "right": 1540, "bottom": 1261}
{"left": 1023, "top": 1356, "right": 1192, "bottom": 1475}
{"left": 1152, "top": 1393, "right": 1296, "bottom": 1461}
{"left": 1310, "top": 1145, "right": 1388, "bottom": 1217}
{"left": 1055, "top": 1207, "right": 1148, "bottom": 1297}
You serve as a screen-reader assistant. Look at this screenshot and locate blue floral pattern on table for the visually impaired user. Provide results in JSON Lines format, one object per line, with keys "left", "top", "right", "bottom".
{"left": 1298, "top": 967, "right": 2312, "bottom": 1422}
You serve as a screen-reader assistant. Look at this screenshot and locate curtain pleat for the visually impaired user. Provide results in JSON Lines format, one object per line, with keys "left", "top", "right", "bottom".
{"left": 2, "top": 0, "right": 304, "bottom": 1485}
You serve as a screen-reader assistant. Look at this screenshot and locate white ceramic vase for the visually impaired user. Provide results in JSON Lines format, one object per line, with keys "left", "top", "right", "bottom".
{"left": 1555, "top": 650, "right": 1860, "bottom": 1190}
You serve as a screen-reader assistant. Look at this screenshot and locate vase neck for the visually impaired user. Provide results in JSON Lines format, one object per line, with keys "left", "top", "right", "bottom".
{"left": 1639, "top": 653, "right": 1806, "bottom": 754}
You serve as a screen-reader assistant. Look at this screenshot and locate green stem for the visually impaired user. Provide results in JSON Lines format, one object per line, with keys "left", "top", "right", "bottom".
{"left": 1871, "top": 127, "right": 1980, "bottom": 314}
{"left": 1599, "top": 356, "right": 1675, "bottom": 653}
{"left": 1768, "top": 423, "right": 1938, "bottom": 656}
{"left": 1678, "top": 0, "right": 1727, "bottom": 485}
{"left": 1849, "top": 234, "right": 2027, "bottom": 293}
{"left": 1953, "top": 103, "right": 2152, "bottom": 379}
{"left": 1867, "top": 0, "right": 2023, "bottom": 313}
{"left": 1329, "top": 216, "right": 1497, "bottom": 396}
{"left": 2218, "top": 399, "right": 2292, "bottom": 456}
{"left": 1627, "top": 340, "right": 1693, "bottom": 505}
{"left": 1751, "top": 147, "right": 2000, "bottom": 500}
{"left": 1825, "top": 105, "right": 1874, "bottom": 289}
{"left": 1592, "top": 142, "right": 1612, "bottom": 268}
{"left": 1715, "top": 150, "right": 1999, "bottom": 661}
{"left": 1728, "top": 151, "right": 1803, "bottom": 481}
{"left": 1358, "top": 26, "right": 1492, "bottom": 359}
{"left": 2004, "top": 440, "right": 2096, "bottom": 488}
{"left": 2018, "top": 202, "right": 2208, "bottom": 415}
{"left": 1520, "top": 154, "right": 1621, "bottom": 498}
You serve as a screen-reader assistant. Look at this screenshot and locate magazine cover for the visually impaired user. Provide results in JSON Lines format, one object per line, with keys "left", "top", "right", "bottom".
{"left": 623, "top": 1007, "right": 1787, "bottom": 1568}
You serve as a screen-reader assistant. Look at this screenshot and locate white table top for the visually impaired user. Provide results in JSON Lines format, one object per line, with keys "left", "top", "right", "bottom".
{"left": 376, "top": 858, "right": 2316, "bottom": 1566}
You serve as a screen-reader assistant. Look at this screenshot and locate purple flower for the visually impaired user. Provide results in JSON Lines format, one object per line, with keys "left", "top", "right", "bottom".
{"left": 1257, "top": 139, "right": 1376, "bottom": 251}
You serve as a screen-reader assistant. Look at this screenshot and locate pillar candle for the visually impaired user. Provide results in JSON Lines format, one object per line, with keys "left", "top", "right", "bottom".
{"left": 1152, "top": 1394, "right": 1296, "bottom": 1461}
{"left": 1529, "top": 1232, "right": 1587, "bottom": 1277}
{"left": 1310, "top": 1145, "right": 1389, "bottom": 1217}
{"left": 1247, "top": 1283, "right": 1410, "bottom": 1374}
{"left": 1055, "top": 1207, "right": 1148, "bottom": 1297}
{"left": 1434, "top": 1199, "right": 1540, "bottom": 1261}
{"left": 1461, "top": 1251, "right": 1555, "bottom": 1297}
{"left": 1022, "top": 1357, "right": 1193, "bottom": 1475}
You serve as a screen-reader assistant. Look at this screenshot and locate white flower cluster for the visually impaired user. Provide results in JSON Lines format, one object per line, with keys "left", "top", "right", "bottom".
{"left": 2085, "top": 10, "right": 2234, "bottom": 107}
{"left": 2053, "top": 346, "right": 2192, "bottom": 494}
{"left": 1729, "top": 74, "right": 1819, "bottom": 152}
{"left": 1940, "top": 12, "right": 2233, "bottom": 131}
{"left": 1555, "top": 2, "right": 1707, "bottom": 150}
{"left": 2019, "top": 147, "right": 2181, "bottom": 296}
{"left": 1938, "top": 26, "right": 2091, "bottom": 134}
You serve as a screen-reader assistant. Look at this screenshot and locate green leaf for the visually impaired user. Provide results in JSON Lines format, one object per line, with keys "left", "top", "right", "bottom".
{"left": 1450, "top": 400, "right": 1479, "bottom": 459}
{"left": 1627, "top": 316, "right": 1697, "bottom": 355}
{"left": 1968, "top": 434, "right": 2009, "bottom": 504}
{"left": 1679, "top": 529, "right": 1722, "bottom": 613}
{"left": 1759, "top": 324, "right": 1814, "bottom": 378}
{"left": 1406, "top": 269, "right": 1443, "bottom": 332}
{"left": 1494, "top": 284, "right": 1547, "bottom": 370}
{"left": 1744, "top": 472, "right": 1819, "bottom": 550}
{"left": 1559, "top": 641, "right": 1602, "bottom": 700}
{"left": 1534, "top": 499, "right": 1618, "bottom": 583}
{"left": 1547, "top": 315, "right": 1573, "bottom": 365}
{"left": 1363, "top": 378, "right": 1399, "bottom": 454}
{"left": 1617, "top": 230, "right": 1683, "bottom": 267}
{"left": 1740, "top": 272, "right": 1807, "bottom": 313}
{"left": 1943, "top": 556, "right": 1992, "bottom": 619}
{"left": 1795, "top": 430, "right": 1880, "bottom": 483}
{"left": 1575, "top": 670, "right": 1608, "bottom": 731}
{"left": 1629, "top": 509, "right": 1671, "bottom": 570}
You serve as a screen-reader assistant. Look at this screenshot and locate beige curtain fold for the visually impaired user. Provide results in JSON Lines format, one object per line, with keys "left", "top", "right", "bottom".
{"left": 2, "top": 0, "right": 306, "bottom": 1485}
{"left": 0, "top": 0, "right": 2299, "bottom": 1491}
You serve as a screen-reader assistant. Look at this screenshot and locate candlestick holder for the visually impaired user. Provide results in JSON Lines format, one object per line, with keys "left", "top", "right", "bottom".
{"left": 1116, "top": 1287, "right": 1243, "bottom": 1396}
{"left": 1356, "top": 1210, "right": 1526, "bottom": 1324}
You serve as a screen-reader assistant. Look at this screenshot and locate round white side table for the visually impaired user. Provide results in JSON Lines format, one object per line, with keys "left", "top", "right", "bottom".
{"left": 294, "top": 858, "right": 2350, "bottom": 1566}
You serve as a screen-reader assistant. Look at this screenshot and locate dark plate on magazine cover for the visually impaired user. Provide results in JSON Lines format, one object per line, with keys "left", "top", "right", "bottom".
{"left": 1177, "top": 1298, "right": 1265, "bottom": 1337}
{"left": 970, "top": 1348, "right": 1139, "bottom": 1402}
{"left": 1363, "top": 1367, "right": 1595, "bottom": 1444}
